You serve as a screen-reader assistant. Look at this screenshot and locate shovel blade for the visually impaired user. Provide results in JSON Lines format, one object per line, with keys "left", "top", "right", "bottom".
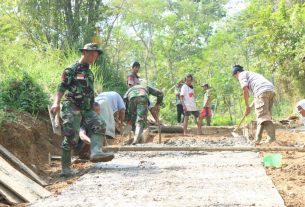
{"left": 48, "top": 105, "right": 62, "bottom": 136}
{"left": 231, "top": 131, "right": 241, "bottom": 137}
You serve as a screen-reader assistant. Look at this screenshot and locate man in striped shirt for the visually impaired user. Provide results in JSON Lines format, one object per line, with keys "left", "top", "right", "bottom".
{"left": 232, "top": 65, "right": 276, "bottom": 144}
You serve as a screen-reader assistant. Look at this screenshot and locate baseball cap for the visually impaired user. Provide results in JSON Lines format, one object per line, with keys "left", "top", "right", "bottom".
{"left": 79, "top": 43, "right": 103, "bottom": 55}
{"left": 201, "top": 83, "right": 209, "bottom": 88}
{"left": 232, "top": 65, "right": 244, "bottom": 75}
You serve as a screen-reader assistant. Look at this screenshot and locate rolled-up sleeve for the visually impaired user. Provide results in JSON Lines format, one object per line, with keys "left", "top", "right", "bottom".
{"left": 148, "top": 86, "right": 164, "bottom": 105}
{"left": 127, "top": 75, "right": 135, "bottom": 86}
{"left": 238, "top": 72, "right": 248, "bottom": 89}
{"left": 57, "top": 69, "right": 70, "bottom": 93}
{"left": 117, "top": 95, "right": 126, "bottom": 110}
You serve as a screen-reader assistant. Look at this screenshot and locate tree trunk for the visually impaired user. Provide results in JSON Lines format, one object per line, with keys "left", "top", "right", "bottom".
{"left": 63, "top": 0, "right": 75, "bottom": 45}
{"left": 233, "top": 95, "right": 237, "bottom": 124}
{"left": 224, "top": 96, "right": 233, "bottom": 125}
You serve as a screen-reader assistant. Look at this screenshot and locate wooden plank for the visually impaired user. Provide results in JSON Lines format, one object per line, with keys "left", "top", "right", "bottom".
{"left": 50, "top": 155, "right": 61, "bottom": 161}
{"left": 0, "top": 157, "right": 51, "bottom": 203}
{"left": 149, "top": 126, "right": 184, "bottom": 133}
{"left": 149, "top": 126, "right": 234, "bottom": 134}
{"left": 0, "top": 183, "right": 24, "bottom": 204}
{"left": 104, "top": 146, "right": 305, "bottom": 152}
{"left": 0, "top": 145, "right": 48, "bottom": 186}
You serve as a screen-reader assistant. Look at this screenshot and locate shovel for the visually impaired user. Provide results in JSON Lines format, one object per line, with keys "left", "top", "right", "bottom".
{"left": 231, "top": 101, "right": 254, "bottom": 137}
{"left": 48, "top": 105, "right": 62, "bottom": 136}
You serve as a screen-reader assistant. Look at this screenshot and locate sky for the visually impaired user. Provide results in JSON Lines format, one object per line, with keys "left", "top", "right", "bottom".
{"left": 225, "top": 0, "right": 249, "bottom": 17}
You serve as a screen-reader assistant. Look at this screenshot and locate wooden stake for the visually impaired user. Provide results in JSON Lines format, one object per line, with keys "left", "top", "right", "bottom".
{"left": 103, "top": 146, "right": 305, "bottom": 152}
{"left": 158, "top": 120, "right": 161, "bottom": 144}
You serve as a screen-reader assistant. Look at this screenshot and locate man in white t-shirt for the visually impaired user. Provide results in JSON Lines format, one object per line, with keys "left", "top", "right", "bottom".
{"left": 180, "top": 74, "right": 199, "bottom": 135}
{"left": 233, "top": 65, "right": 275, "bottom": 144}
{"left": 95, "top": 91, "right": 126, "bottom": 138}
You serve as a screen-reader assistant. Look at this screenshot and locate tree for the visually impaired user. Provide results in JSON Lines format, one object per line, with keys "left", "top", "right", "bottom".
{"left": 18, "top": 0, "right": 107, "bottom": 49}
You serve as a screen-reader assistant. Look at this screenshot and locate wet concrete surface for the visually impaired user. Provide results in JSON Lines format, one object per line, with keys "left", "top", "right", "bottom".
{"left": 31, "top": 136, "right": 285, "bottom": 207}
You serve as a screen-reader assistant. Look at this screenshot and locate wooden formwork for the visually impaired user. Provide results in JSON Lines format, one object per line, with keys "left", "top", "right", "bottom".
{"left": 104, "top": 146, "right": 305, "bottom": 152}
{"left": 0, "top": 145, "right": 50, "bottom": 204}
{"left": 149, "top": 125, "right": 235, "bottom": 135}
{"left": 102, "top": 124, "right": 305, "bottom": 153}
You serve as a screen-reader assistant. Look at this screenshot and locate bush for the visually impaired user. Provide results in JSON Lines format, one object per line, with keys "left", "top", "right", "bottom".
{"left": 160, "top": 92, "right": 177, "bottom": 124}
{"left": 272, "top": 99, "right": 295, "bottom": 120}
{"left": 0, "top": 72, "right": 49, "bottom": 114}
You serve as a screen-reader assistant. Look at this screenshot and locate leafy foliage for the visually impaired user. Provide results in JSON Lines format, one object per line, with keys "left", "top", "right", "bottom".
{"left": 1, "top": 0, "right": 304, "bottom": 124}
{"left": 93, "top": 54, "right": 128, "bottom": 96}
{"left": 0, "top": 72, "right": 49, "bottom": 114}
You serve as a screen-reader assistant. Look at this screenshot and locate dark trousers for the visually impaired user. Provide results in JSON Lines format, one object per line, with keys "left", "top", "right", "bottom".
{"left": 176, "top": 104, "right": 184, "bottom": 123}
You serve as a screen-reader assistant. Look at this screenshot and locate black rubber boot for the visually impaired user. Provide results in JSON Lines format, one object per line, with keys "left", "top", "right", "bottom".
{"left": 60, "top": 149, "right": 77, "bottom": 177}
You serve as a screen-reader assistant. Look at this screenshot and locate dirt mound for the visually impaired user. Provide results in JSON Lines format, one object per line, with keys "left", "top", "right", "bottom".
{"left": 0, "top": 111, "right": 61, "bottom": 172}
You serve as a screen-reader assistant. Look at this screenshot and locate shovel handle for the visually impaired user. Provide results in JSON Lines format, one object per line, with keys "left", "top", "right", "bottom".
{"left": 234, "top": 115, "right": 246, "bottom": 132}
{"left": 234, "top": 101, "right": 254, "bottom": 132}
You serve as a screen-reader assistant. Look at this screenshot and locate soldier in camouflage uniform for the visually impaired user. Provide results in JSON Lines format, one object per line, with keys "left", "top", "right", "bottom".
{"left": 124, "top": 85, "right": 163, "bottom": 145}
{"left": 51, "top": 43, "right": 114, "bottom": 177}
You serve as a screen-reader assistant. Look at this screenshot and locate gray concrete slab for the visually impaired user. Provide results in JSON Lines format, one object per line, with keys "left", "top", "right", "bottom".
{"left": 31, "top": 150, "right": 285, "bottom": 207}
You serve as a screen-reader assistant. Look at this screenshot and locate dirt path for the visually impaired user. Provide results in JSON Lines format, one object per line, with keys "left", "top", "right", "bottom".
{"left": 3, "top": 112, "right": 305, "bottom": 206}
{"left": 31, "top": 136, "right": 285, "bottom": 207}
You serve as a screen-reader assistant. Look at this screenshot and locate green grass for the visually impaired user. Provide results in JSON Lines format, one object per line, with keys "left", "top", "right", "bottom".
{"left": 0, "top": 42, "right": 298, "bottom": 123}
{"left": 0, "top": 43, "right": 126, "bottom": 114}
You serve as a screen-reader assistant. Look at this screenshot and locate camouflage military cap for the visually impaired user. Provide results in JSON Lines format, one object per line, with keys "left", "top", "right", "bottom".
{"left": 79, "top": 43, "right": 103, "bottom": 55}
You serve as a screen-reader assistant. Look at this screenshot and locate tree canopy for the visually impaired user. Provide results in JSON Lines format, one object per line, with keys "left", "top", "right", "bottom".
{"left": 0, "top": 0, "right": 304, "bottom": 123}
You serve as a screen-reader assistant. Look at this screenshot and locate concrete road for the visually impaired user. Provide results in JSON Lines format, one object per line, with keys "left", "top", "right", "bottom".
{"left": 31, "top": 148, "right": 285, "bottom": 207}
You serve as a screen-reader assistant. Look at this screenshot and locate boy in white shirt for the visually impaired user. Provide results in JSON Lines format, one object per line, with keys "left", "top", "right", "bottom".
{"left": 198, "top": 83, "right": 212, "bottom": 134}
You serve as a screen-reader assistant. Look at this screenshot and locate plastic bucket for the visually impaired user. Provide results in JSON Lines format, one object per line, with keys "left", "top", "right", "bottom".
{"left": 262, "top": 153, "right": 282, "bottom": 168}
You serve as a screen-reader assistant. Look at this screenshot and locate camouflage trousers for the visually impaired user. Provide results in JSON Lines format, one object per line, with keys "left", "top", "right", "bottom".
{"left": 128, "top": 96, "right": 148, "bottom": 129}
{"left": 60, "top": 101, "right": 106, "bottom": 150}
